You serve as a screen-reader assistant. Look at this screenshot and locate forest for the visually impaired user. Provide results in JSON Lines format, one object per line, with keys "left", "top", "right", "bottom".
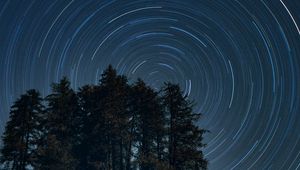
{"left": 0, "top": 65, "right": 207, "bottom": 170}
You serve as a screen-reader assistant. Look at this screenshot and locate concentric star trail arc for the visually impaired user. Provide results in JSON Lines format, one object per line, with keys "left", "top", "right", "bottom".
{"left": 0, "top": 0, "right": 299, "bottom": 169}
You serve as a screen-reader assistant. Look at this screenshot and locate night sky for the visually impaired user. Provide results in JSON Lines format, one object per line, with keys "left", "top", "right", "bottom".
{"left": 0, "top": 0, "right": 299, "bottom": 169}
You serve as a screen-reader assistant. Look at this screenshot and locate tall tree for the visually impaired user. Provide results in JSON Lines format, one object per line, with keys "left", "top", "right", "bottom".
{"left": 162, "top": 83, "right": 207, "bottom": 170}
{"left": 99, "top": 65, "right": 130, "bottom": 170}
{"left": 36, "top": 77, "right": 80, "bottom": 170}
{"left": 84, "top": 65, "right": 130, "bottom": 170}
{"left": 131, "top": 79, "right": 167, "bottom": 170}
{"left": 0, "top": 89, "right": 44, "bottom": 170}
{"left": 76, "top": 85, "right": 100, "bottom": 169}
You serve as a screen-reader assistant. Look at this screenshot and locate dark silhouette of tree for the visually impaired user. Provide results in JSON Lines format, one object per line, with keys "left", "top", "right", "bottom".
{"left": 162, "top": 82, "right": 207, "bottom": 170}
{"left": 0, "top": 89, "right": 44, "bottom": 170}
{"left": 76, "top": 85, "right": 99, "bottom": 169}
{"left": 97, "top": 65, "right": 130, "bottom": 170}
{"left": 131, "top": 79, "right": 167, "bottom": 170}
{"left": 0, "top": 65, "right": 207, "bottom": 170}
{"left": 78, "top": 65, "right": 130, "bottom": 170}
{"left": 35, "top": 77, "right": 80, "bottom": 170}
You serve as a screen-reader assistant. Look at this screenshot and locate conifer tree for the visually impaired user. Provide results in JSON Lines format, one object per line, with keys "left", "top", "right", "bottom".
{"left": 76, "top": 85, "right": 99, "bottom": 169}
{"left": 36, "top": 77, "right": 80, "bottom": 170}
{"left": 83, "top": 65, "right": 130, "bottom": 169}
{"left": 162, "top": 83, "right": 207, "bottom": 170}
{"left": 0, "top": 89, "right": 44, "bottom": 170}
{"left": 131, "top": 79, "right": 167, "bottom": 170}
{"left": 98, "top": 65, "right": 130, "bottom": 170}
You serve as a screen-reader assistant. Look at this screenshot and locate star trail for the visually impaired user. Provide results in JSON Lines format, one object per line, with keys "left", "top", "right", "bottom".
{"left": 0, "top": 0, "right": 299, "bottom": 169}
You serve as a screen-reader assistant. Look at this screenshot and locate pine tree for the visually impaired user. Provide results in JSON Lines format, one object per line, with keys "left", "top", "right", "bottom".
{"left": 36, "top": 77, "right": 80, "bottom": 170}
{"left": 0, "top": 89, "right": 44, "bottom": 170}
{"left": 83, "top": 65, "right": 130, "bottom": 170}
{"left": 162, "top": 83, "right": 207, "bottom": 170}
{"left": 76, "top": 85, "right": 99, "bottom": 169}
{"left": 98, "top": 65, "right": 130, "bottom": 170}
{"left": 131, "top": 79, "right": 167, "bottom": 170}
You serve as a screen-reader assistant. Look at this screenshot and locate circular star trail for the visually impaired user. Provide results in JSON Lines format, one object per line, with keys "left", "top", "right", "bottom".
{"left": 0, "top": 0, "right": 299, "bottom": 169}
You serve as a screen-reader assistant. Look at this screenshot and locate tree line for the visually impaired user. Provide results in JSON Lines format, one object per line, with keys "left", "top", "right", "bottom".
{"left": 0, "top": 65, "right": 208, "bottom": 170}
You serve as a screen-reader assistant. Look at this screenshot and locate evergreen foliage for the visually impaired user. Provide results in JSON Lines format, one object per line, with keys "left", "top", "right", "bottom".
{"left": 1, "top": 89, "right": 44, "bottom": 170}
{"left": 1, "top": 66, "right": 207, "bottom": 170}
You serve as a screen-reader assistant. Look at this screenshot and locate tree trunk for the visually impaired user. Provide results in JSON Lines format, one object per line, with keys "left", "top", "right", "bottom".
{"left": 119, "top": 138, "right": 124, "bottom": 170}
